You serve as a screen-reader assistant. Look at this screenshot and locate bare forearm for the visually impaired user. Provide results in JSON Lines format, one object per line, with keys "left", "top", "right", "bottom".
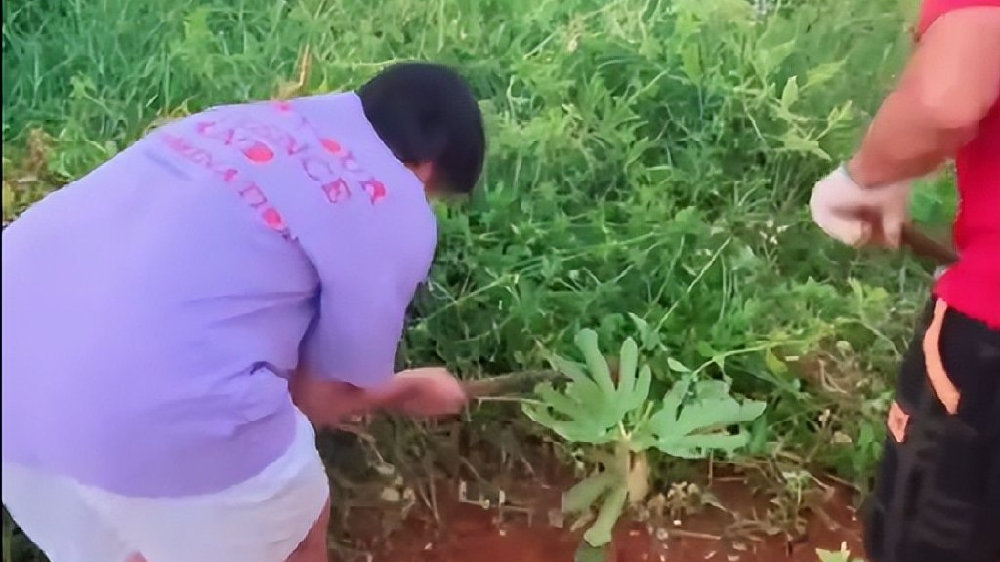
{"left": 289, "top": 366, "right": 465, "bottom": 427}
{"left": 289, "top": 368, "right": 423, "bottom": 429}
{"left": 290, "top": 371, "right": 385, "bottom": 428}
{"left": 847, "top": 87, "right": 974, "bottom": 187}
{"left": 848, "top": 7, "right": 1000, "bottom": 187}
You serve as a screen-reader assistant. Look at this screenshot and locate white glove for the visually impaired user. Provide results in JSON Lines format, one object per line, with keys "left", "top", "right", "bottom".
{"left": 809, "top": 165, "right": 910, "bottom": 248}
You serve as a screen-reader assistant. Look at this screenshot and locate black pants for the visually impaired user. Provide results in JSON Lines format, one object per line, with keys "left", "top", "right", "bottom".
{"left": 863, "top": 299, "right": 1000, "bottom": 562}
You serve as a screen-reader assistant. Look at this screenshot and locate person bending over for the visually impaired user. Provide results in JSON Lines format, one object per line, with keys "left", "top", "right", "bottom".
{"left": 2, "top": 61, "right": 485, "bottom": 562}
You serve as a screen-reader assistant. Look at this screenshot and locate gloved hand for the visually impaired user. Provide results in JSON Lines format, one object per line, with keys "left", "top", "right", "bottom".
{"left": 809, "top": 164, "right": 911, "bottom": 248}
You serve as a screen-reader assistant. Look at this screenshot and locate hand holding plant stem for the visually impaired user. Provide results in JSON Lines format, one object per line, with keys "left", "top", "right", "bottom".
{"left": 290, "top": 367, "right": 468, "bottom": 429}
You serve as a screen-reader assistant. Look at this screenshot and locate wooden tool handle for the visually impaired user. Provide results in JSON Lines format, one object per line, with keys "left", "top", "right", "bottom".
{"left": 462, "top": 370, "right": 563, "bottom": 398}
{"left": 900, "top": 223, "right": 958, "bottom": 265}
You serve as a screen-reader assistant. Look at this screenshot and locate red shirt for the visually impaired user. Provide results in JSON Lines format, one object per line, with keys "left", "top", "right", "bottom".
{"left": 918, "top": 0, "right": 1000, "bottom": 328}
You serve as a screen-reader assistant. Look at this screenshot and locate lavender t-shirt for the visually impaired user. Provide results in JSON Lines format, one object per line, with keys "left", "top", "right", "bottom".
{"left": 1, "top": 93, "right": 437, "bottom": 497}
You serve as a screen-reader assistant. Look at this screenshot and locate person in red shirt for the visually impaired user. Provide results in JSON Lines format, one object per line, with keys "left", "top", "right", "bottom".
{"left": 809, "top": 2, "right": 1000, "bottom": 560}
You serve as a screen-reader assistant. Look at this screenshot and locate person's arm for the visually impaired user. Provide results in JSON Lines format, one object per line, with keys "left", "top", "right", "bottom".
{"left": 291, "top": 203, "right": 462, "bottom": 429}
{"left": 847, "top": 3, "right": 1000, "bottom": 187}
{"left": 289, "top": 373, "right": 377, "bottom": 428}
{"left": 292, "top": 267, "right": 423, "bottom": 428}
{"left": 290, "top": 365, "right": 467, "bottom": 428}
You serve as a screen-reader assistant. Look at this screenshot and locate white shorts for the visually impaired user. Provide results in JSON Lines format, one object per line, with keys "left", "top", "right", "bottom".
{"left": 2, "top": 410, "right": 329, "bottom": 562}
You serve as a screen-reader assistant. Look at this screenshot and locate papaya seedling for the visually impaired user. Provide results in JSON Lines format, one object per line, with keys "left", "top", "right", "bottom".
{"left": 523, "top": 328, "right": 766, "bottom": 558}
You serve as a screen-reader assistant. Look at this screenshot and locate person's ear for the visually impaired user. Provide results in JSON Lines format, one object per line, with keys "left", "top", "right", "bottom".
{"left": 407, "top": 161, "right": 435, "bottom": 188}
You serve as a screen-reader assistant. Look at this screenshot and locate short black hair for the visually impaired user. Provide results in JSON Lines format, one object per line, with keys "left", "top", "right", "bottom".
{"left": 358, "top": 62, "right": 485, "bottom": 195}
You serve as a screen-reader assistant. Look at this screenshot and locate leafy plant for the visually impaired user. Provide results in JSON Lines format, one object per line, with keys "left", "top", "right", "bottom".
{"left": 523, "top": 327, "right": 766, "bottom": 554}
{"left": 816, "top": 544, "right": 865, "bottom": 562}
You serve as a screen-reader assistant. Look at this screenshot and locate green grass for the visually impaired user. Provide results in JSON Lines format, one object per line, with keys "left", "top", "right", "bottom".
{"left": 2, "top": 0, "right": 953, "bottom": 558}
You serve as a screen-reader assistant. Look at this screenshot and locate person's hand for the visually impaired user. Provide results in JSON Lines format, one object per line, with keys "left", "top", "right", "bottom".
{"left": 380, "top": 367, "right": 468, "bottom": 417}
{"left": 809, "top": 164, "right": 911, "bottom": 248}
{"left": 289, "top": 372, "right": 376, "bottom": 429}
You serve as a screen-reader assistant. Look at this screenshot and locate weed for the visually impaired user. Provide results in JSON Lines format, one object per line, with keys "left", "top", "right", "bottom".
{"left": 816, "top": 543, "right": 865, "bottom": 562}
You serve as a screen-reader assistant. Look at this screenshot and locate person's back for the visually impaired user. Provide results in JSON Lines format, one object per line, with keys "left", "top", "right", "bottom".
{"left": 2, "top": 91, "right": 436, "bottom": 497}
{"left": 2, "top": 62, "right": 485, "bottom": 562}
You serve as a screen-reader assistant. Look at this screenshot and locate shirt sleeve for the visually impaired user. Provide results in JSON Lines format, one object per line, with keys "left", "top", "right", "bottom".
{"left": 917, "top": 0, "right": 1000, "bottom": 37}
{"left": 299, "top": 204, "right": 437, "bottom": 388}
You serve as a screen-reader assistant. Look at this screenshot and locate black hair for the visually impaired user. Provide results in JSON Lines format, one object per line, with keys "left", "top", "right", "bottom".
{"left": 358, "top": 62, "right": 485, "bottom": 195}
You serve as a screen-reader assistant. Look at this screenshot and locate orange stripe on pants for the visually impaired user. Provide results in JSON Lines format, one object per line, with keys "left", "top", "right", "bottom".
{"left": 921, "top": 299, "right": 960, "bottom": 415}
